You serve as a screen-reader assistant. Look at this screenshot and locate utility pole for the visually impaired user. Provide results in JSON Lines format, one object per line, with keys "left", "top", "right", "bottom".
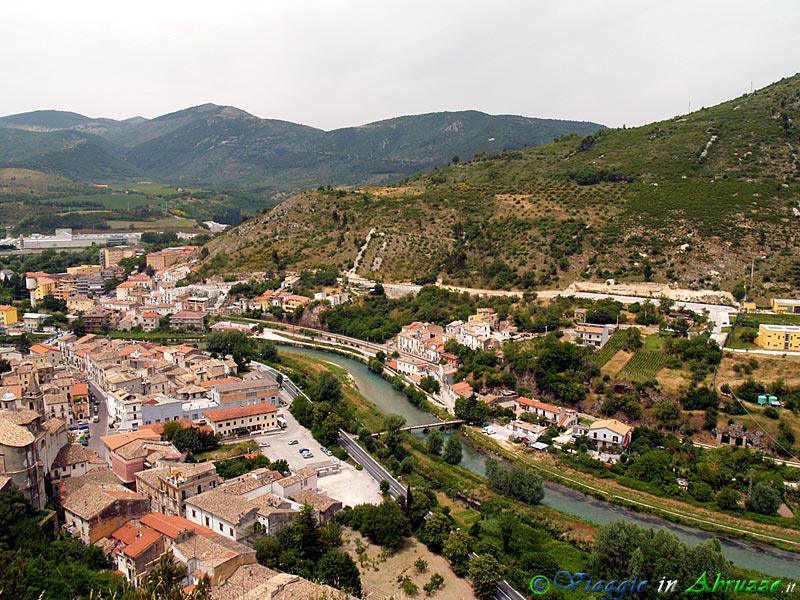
{"left": 747, "top": 468, "right": 754, "bottom": 499}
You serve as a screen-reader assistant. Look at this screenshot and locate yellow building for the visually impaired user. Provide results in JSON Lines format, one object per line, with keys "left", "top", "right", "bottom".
{"left": 0, "top": 305, "right": 18, "bottom": 325}
{"left": 66, "top": 264, "right": 103, "bottom": 276}
{"left": 26, "top": 272, "right": 57, "bottom": 299}
{"left": 771, "top": 298, "right": 800, "bottom": 314}
{"left": 755, "top": 324, "right": 800, "bottom": 351}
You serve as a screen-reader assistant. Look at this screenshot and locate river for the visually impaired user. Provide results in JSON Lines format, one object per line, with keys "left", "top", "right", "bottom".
{"left": 280, "top": 345, "right": 800, "bottom": 579}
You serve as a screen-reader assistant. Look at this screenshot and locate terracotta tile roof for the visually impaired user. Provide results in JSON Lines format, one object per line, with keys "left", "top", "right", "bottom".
{"left": 117, "top": 524, "right": 162, "bottom": 558}
{"left": 72, "top": 382, "right": 89, "bottom": 398}
{"left": 29, "top": 343, "right": 58, "bottom": 355}
{"left": 111, "top": 522, "right": 141, "bottom": 546}
{"left": 451, "top": 381, "right": 473, "bottom": 397}
{"left": 173, "top": 534, "right": 254, "bottom": 567}
{"left": 140, "top": 512, "right": 214, "bottom": 539}
{"left": 1, "top": 409, "right": 39, "bottom": 426}
{"left": 101, "top": 430, "right": 161, "bottom": 452}
{"left": 0, "top": 415, "right": 35, "bottom": 447}
{"left": 589, "top": 418, "right": 632, "bottom": 437}
{"left": 61, "top": 467, "right": 119, "bottom": 499}
{"left": 517, "top": 397, "right": 561, "bottom": 414}
{"left": 63, "top": 483, "right": 147, "bottom": 520}
{"left": 204, "top": 403, "right": 277, "bottom": 423}
{"left": 291, "top": 490, "right": 341, "bottom": 513}
{"left": 53, "top": 443, "right": 96, "bottom": 469}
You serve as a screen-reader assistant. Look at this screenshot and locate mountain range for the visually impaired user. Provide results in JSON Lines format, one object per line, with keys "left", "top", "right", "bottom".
{"left": 197, "top": 73, "right": 800, "bottom": 293}
{"left": 0, "top": 106, "right": 603, "bottom": 193}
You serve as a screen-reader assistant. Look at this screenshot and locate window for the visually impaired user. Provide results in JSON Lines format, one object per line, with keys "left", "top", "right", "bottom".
{"left": 205, "top": 516, "right": 210, "bottom": 526}
{"left": 219, "top": 523, "right": 223, "bottom": 532}
{"left": 613, "top": 436, "right": 618, "bottom": 443}
{"left": 229, "top": 527, "right": 233, "bottom": 536}
{"left": 192, "top": 509, "right": 196, "bottom": 518}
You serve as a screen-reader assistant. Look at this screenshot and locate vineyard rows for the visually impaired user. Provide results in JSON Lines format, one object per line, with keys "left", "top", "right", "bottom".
{"left": 618, "top": 350, "right": 670, "bottom": 382}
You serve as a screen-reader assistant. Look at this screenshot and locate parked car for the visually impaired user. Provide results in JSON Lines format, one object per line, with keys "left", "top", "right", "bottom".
{"left": 258, "top": 441, "right": 270, "bottom": 448}
{"left": 299, "top": 448, "right": 309, "bottom": 454}
{"left": 288, "top": 440, "right": 299, "bottom": 445}
{"left": 92, "top": 415, "right": 100, "bottom": 423}
{"left": 322, "top": 449, "right": 333, "bottom": 456}
{"left": 303, "top": 452, "right": 314, "bottom": 459}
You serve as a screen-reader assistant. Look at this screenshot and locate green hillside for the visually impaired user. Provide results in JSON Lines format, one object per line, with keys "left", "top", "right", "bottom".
{"left": 0, "top": 105, "right": 603, "bottom": 197}
{"left": 199, "top": 74, "right": 800, "bottom": 294}
{"left": 0, "top": 128, "right": 140, "bottom": 181}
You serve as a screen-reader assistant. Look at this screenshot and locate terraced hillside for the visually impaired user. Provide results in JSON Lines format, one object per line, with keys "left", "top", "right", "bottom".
{"left": 199, "top": 74, "right": 800, "bottom": 294}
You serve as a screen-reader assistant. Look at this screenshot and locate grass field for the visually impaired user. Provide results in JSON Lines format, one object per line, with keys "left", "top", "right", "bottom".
{"left": 48, "top": 193, "right": 154, "bottom": 210}
{"left": 193, "top": 440, "right": 257, "bottom": 462}
{"left": 107, "top": 216, "right": 202, "bottom": 230}
{"left": 109, "top": 182, "right": 204, "bottom": 195}
{"left": 618, "top": 350, "right": 671, "bottom": 382}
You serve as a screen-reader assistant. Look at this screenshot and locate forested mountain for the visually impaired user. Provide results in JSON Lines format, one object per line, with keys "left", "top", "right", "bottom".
{"left": 0, "top": 105, "right": 603, "bottom": 193}
{"left": 199, "top": 74, "right": 800, "bottom": 291}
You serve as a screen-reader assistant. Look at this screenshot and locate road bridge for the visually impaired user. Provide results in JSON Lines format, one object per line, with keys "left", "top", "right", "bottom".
{"left": 371, "top": 420, "right": 466, "bottom": 436}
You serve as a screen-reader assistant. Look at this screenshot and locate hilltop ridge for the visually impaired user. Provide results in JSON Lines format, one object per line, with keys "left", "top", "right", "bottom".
{"left": 0, "top": 105, "right": 603, "bottom": 193}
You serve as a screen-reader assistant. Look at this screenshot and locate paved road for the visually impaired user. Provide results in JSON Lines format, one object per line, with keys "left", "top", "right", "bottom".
{"left": 337, "top": 429, "right": 407, "bottom": 500}
{"left": 87, "top": 380, "right": 109, "bottom": 452}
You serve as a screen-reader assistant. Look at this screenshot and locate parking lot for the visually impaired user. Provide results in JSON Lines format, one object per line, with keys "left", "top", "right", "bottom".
{"left": 256, "top": 402, "right": 381, "bottom": 507}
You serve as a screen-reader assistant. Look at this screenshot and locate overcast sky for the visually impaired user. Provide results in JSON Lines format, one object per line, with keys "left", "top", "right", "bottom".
{"left": 2, "top": 0, "right": 798, "bottom": 130}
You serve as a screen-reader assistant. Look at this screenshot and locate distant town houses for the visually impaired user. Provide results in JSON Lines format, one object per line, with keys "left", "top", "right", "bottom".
{"left": 145, "top": 246, "right": 200, "bottom": 270}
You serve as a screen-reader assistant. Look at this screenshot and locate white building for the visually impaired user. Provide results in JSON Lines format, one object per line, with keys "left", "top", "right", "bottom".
{"left": 574, "top": 323, "right": 616, "bottom": 348}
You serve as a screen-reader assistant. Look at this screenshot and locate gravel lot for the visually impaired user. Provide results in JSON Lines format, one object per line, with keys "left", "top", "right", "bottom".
{"left": 255, "top": 399, "right": 381, "bottom": 507}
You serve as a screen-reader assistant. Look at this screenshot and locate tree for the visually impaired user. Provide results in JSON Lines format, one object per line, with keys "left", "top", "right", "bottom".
{"left": 291, "top": 505, "right": 322, "bottom": 560}
{"left": 716, "top": 486, "right": 740, "bottom": 511}
{"left": 443, "top": 436, "right": 463, "bottom": 465}
{"left": 443, "top": 530, "right": 473, "bottom": 576}
{"left": 746, "top": 482, "right": 782, "bottom": 515}
{"left": 347, "top": 501, "right": 411, "bottom": 550}
{"left": 316, "top": 550, "right": 362, "bottom": 596}
{"left": 626, "top": 450, "right": 674, "bottom": 486}
{"left": 454, "top": 395, "right": 490, "bottom": 425}
{"left": 469, "top": 555, "right": 501, "bottom": 599}
{"left": 426, "top": 429, "right": 444, "bottom": 455}
{"left": 14, "top": 333, "right": 31, "bottom": 353}
{"left": 382, "top": 413, "right": 407, "bottom": 454}
{"left": 311, "top": 372, "right": 343, "bottom": 405}
{"left": 420, "top": 511, "right": 451, "bottom": 553}
{"left": 162, "top": 420, "right": 183, "bottom": 441}
{"left": 420, "top": 376, "right": 441, "bottom": 394}
{"left": 485, "top": 458, "right": 544, "bottom": 504}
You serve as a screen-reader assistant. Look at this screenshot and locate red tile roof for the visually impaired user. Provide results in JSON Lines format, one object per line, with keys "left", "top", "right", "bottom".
{"left": 204, "top": 403, "right": 278, "bottom": 423}
{"left": 140, "top": 512, "right": 214, "bottom": 539}
{"left": 517, "top": 397, "right": 560, "bottom": 414}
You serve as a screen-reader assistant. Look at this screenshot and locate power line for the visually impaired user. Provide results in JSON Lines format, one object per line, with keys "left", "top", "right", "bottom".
{"left": 727, "top": 387, "right": 796, "bottom": 460}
